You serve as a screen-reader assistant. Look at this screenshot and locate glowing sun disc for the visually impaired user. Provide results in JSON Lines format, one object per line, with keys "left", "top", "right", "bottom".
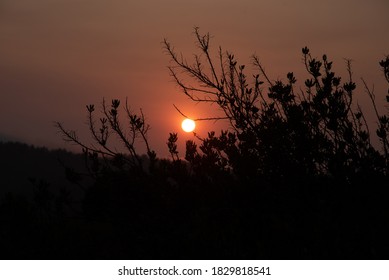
{"left": 181, "top": 118, "right": 196, "bottom": 132}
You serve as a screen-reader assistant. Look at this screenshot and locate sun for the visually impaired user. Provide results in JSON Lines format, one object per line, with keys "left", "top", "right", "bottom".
{"left": 181, "top": 118, "right": 196, "bottom": 132}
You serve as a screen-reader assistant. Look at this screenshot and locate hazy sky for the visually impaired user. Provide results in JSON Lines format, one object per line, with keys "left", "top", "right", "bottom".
{"left": 1, "top": 0, "right": 388, "bottom": 157}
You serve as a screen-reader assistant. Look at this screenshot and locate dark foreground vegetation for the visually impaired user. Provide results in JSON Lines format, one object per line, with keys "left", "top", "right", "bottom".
{"left": 1, "top": 29, "right": 389, "bottom": 259}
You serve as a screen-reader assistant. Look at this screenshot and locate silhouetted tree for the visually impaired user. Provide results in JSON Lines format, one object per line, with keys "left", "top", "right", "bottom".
{"left": 164, "top": 28, "right": 389, "bottom": 185}
{"left": 55, "top": 98, "right": 158, "bottom": 175}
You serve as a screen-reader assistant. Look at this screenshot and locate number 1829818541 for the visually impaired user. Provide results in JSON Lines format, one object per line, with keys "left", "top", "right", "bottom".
{"left": 211, "top": 266, "right": 271, "bottom": 276}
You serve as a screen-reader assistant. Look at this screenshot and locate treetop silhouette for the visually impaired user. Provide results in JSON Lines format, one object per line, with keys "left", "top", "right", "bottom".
{"left": 163, "top": 28, "right": 389, "bottom": 182}
{"left": 55, "top": 28, "right": 389, "bottom": 184}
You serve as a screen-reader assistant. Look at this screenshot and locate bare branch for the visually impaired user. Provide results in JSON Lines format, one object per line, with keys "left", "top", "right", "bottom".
{"left": 173, "top": 104, "right": 229, "bottom": 122}
{"left": 252, "top": 55, "right": 273, "bottom": 87}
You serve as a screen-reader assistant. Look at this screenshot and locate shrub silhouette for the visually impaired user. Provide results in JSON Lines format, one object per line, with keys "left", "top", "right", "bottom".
{"left": 164, "top": 28, "right": 388, "bottom": 185}
{"left": 4, "top": 29, "right": 387, "bottom": 259}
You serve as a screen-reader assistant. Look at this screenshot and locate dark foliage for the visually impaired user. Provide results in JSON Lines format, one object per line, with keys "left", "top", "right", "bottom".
{"left": 1, "top": 30, "right": 389, "bottom": 259}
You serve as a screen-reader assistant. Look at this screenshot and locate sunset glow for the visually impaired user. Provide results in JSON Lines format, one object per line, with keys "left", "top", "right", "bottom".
{"left": 181, "top": 118, "right": 196, "bottom": 132}
{"left": 0, "top": 0, "right": 388, "bottom": 156}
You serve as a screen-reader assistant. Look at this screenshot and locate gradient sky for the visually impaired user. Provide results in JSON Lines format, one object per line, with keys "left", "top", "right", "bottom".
{"left": 1, "top": 0, "right": 388, "bottom": 157}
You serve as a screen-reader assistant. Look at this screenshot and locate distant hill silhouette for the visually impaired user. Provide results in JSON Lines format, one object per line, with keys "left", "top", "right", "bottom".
{"left": 0, "top": 141, "right": 85, "bottom": 198}
{"left": 0, "top": 133, "right": 19, "bottom": 143}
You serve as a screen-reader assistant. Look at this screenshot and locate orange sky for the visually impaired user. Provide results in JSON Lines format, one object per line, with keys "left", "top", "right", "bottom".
{"left": 1, "top": 0, "right": 388, "bottom": 157}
